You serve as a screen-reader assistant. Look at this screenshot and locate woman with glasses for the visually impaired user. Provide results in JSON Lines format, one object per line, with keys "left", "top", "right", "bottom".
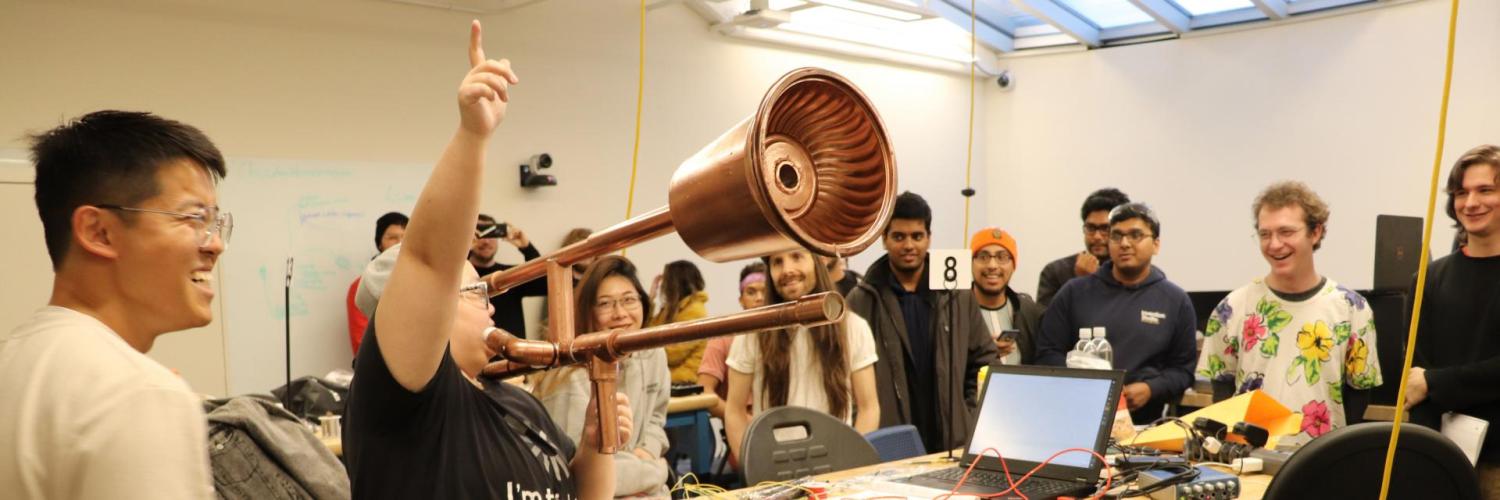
{"left": 341, "top": 22, "right": 629, "bottom": 499}
{"left": 724, "top": 249, "right": 880, "bottom": 463}
{"left": 532, "top": 255, "right": 673, "bottom": 498}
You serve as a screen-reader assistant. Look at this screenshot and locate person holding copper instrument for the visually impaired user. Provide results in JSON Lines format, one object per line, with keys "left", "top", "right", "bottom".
{"left": 532, "top": 255, "right": 673, "bottom": 498}
{"left": 341, "top": 21, "right": 630, "bottom": 500}
{"left": 725, "top": 248, "right": 881, "bottom": 462}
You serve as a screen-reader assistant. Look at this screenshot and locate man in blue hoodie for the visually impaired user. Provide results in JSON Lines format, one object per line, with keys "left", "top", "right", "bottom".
{"left": 1036, "top": 203, "right": 1197, "bottom": 424}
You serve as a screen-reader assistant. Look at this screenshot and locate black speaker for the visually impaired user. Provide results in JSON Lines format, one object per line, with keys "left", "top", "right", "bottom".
{"left": 1361, "top": 289, "right": 1409, "bottom": 406}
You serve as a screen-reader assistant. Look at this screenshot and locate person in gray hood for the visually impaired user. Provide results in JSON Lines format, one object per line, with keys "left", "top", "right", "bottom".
{"left": 532, "top": 255, "right": 672, "bottom": 498}
{"left": 1035, "top": 203, "right": 1198, "bottom": 424}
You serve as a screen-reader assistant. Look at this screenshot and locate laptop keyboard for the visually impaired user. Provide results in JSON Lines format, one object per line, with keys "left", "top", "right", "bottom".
{"left": 920, "top": 467, "right": 1082, "bottom": 497}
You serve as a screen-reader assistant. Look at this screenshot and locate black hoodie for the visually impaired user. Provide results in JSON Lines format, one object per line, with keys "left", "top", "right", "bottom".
{"left": 1035, "top": 262, "right": 1198, "bottom": 423}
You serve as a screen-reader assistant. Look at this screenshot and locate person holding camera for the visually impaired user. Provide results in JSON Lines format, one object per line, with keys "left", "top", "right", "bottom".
{"left": 970, "top": 227, "right": 1042, "bottom": 365}
{"left": 469, "top": 213, "right": 547, "bottom": 337}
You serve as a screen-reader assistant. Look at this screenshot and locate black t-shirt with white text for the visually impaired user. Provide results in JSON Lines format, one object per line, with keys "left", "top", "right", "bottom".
{"left": 344, "top": 322, "right": 578, "bottom": 499}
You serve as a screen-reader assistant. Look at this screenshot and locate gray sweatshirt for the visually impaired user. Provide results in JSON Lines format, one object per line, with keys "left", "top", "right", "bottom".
{"left": 535, "top": 348, "right": 672, "bottom": 497}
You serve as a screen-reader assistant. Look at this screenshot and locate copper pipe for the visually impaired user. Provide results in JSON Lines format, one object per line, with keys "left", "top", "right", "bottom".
{"left": 480, "top": 359, "right": 539, "bottom": 378}
{"left": 481, "top": 70, "right": 896, "bottom": 295}
{"left": 490, "top": 334, "right": 559, "bottom": 367}
{"left": 483, "top": 207, "right": 674, "bottom": 296}
{"left": 545, "top": 259, "right": 575, "bottom": 344}
{"left": 668, "top": 69, "right": 896, "bottom": 262}
{"left": 474, "top": 68, "right": 893, "bottom": 456}
{"left": 482, "top": 292, "right": 845, "bottom": 375}
{"left": 588, "top": 358, "right": 620, "bottom": 454}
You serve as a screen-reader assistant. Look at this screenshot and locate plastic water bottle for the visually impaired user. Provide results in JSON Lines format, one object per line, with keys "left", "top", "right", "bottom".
{"left": 1074, "top": 328, "right": 1094, "bottom": 352}
{"left": 1088, "top": 326, "right": 1114, "bottom": 366}
{"left": 1067, "top": 327, "right": 1111, "bottom": 370}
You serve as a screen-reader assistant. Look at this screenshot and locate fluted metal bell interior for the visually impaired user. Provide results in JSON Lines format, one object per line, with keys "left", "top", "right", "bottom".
{"left": 668, "top": 68, "right": 897, "bottom": 262}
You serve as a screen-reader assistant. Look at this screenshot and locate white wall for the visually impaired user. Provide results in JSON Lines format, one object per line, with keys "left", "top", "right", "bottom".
{"left": 4, "top": 0, "right": 1490, "bottom": 395}
{"left": 0, "top": 0, "right": 982, "bottom": 395}
{"left": 986, "top": 0, "right": 1494, "bottom": 296}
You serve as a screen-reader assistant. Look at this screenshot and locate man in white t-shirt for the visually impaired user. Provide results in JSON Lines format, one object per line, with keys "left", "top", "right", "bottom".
{"left": 1196, "top": 182, "right": 1381, "bottom": 439}
{"left": 725, "top": 250, "right": 880, "bottom": 461}
{"left": 0, "top": 111, "right": 230, "bottom": 499}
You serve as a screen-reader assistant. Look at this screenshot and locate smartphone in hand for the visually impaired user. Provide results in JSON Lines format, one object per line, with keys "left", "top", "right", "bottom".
{"left": 475, "top": 222, "right": 509, "bottom": 239}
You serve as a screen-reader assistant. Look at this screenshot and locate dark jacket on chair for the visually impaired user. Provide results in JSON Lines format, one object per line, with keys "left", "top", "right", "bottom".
{"left": 204, "top": 396, "right": 350, "bottom": 500}
{"left": 846, "top": 255, "right": 999, "bottom": 453}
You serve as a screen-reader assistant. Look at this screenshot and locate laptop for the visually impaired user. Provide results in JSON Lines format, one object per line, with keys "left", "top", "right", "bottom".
{"left": 1372, "top": 214, "right": 1424, "bottom": 291}
{"left": 876, "top": 365, "right": 1124, "bottom": 499}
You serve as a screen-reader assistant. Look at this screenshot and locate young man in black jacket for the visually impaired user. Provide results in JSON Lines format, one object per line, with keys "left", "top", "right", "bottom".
{"left": 970, "top": 227, "right": 1043, "bottom": 365}
{"left": 1407, "top": 145, "right": 1500, "bottom": 495}
{"left": 846, "top": 192, "right": 999, "bottom": 454}
{"left": 1037, "top": 188, "right": 1130, "bottom": 307}
{"left": 1035, "top": 203, "right": 1197, "bottom": 424}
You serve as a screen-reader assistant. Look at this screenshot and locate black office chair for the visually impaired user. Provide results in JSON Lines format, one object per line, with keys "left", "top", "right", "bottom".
{"left": 739, "top": 406, "right": 879, "bottom": 486}
{"left": 1263, "top": 422, "right": 1478, "bottom": 500}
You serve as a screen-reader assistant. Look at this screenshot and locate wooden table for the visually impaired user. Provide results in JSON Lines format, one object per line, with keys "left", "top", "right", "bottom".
{"left": 733, "top": 451, "right": 1272, "bottom": 498}
{"left": 671, "top": 393, "right": 720, "bottom": 413}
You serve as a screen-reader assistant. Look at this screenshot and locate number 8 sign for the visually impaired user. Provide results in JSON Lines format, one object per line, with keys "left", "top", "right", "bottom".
{"left": 927, "top": 249, "right": 972, "bottom": 290}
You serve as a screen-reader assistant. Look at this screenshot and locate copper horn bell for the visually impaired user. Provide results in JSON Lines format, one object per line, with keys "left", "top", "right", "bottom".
{"left": 480, "top": 68, "right": 896, "bottom": 454}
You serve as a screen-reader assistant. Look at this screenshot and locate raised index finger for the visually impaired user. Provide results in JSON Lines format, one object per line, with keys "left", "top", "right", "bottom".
{"left": 468, "top": 20, "right": 484, "bottom": 68}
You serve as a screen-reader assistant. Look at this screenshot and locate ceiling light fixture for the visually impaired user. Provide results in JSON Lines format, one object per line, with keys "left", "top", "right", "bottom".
{"left": 807, "top": 0, "right": 928, "bottom": 21}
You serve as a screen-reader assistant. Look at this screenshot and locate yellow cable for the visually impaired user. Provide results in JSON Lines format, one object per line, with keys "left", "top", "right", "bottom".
{"left": 1379, "top": 0, "right": 1460, "bottom": 498}
{"left": 961, "top": 0, "right": 977, "bottom": 248}
{"left": 621, "top": 0, "right": 646, "bottom": 258}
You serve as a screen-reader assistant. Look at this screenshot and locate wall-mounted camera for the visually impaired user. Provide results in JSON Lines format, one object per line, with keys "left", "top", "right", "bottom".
{"left": 996, "top": 70, "right": 1014, "bottom": 92}
{"left": 520, "top": 153, "right": 557, "bottom": 188}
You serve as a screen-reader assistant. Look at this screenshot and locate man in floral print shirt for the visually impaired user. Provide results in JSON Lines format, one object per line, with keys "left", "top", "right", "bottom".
{"left": 1196, "top": 182, "right": 1381, "bottom": 439}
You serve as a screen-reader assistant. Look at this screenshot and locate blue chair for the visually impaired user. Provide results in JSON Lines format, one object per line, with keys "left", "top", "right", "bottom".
{"left": 864, "top": 425, "right": 925, "bottom": 462}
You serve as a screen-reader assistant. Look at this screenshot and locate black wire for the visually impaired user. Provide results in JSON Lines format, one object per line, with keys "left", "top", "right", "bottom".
{"left": 1100, "top": 418, "right": 1210, "bottom": 497}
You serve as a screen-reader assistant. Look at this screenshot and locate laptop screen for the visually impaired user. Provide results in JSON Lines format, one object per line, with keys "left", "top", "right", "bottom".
{"left": 967, "top": 369, "right": 1118, "bottom": 469}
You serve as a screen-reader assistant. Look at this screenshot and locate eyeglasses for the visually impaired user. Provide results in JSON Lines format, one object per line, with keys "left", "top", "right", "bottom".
{"left": 459, "top": 281, "right": 492, "bottom": 310}
{"left": 1256, "top": 226, "right": 1306, "bottom": 242}
{"left": 594, "top": 294, "right": 642, "bottom": 313}
{"left": 1083, "top": 223, "right": 1110, "bottom": 235}
{"left": 973, "top": 251, "right": 1013, "bottom": 265}
{"left": 97, "top": 204, "right": 233, "bottom": 248}
{"left": 1109, "top": 230, "right": 1154, "bottom": 244}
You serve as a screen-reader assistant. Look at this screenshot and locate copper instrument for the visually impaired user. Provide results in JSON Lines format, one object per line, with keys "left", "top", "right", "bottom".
{"left": 480, "top": 68, "right": 896, "bottom": 454}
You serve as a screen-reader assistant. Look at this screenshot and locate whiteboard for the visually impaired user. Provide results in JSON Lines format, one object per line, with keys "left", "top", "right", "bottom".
{"left": 218, "top": 158, "right": 427, "bottom": 395}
